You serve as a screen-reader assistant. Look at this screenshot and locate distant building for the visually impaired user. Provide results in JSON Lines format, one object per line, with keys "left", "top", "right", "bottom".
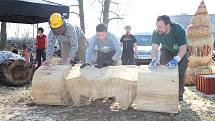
{"left": 170, "top": 14, "right": 215, "bottom": 42}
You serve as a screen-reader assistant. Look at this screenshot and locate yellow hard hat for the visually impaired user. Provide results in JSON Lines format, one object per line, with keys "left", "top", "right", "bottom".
{"left": 49, "top": 13, "right": 63, "bottom": 29}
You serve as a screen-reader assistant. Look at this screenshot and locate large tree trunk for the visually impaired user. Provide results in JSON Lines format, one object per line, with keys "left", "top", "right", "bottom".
{"left": 103, "top": 0, "right": 111, "bottom": 25}
{"left": 32, "top": 65, "right": 138, "bottom": 109}
{"left": 32, "top": 65, "right": 179, "bottom": 113}
{"left": 0, "top": 22, "right": 7, "bottom": 50}
{"left": 65, "top": 65, "right": 138, "bottom": 110}
{"left": 78, "top": 0, "right": 85, "bottom": 33}
{"left": 0, "top": 60, "right": 35, "bottom": 86}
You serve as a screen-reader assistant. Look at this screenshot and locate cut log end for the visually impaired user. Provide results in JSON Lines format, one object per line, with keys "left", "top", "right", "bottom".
{"left": 0, "top": 60, "right": 35, "bottom": 86}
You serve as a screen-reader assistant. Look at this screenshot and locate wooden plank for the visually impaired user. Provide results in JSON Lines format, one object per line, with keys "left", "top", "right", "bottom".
{"left": 134, "top": 65, "right": 179, "bottom": 113}
{"left": 32, "top": 65, "right": 72, "bottom": 105}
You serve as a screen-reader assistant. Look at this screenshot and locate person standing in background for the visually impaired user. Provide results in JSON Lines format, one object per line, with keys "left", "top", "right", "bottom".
{"left": 21, "top": 44, "right": 30, "bottom": 62}
{"left": 120, "top": 25, "right": 137, "bottom": 65}
{"left": 11, "top": 43, "right": 18, "bottom": 54}
{"left": 36, "top": 27, "right": 47, "bottom": 68}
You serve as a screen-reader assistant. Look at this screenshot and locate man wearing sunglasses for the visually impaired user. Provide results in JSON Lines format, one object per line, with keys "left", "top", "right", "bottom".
{"left": 43, "top": 13, "right": 86, "bottom": 65}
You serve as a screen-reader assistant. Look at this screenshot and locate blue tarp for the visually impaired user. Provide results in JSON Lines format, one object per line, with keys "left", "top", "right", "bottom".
{"left": 0, "top": 51, "right": 25, "bottom": 64}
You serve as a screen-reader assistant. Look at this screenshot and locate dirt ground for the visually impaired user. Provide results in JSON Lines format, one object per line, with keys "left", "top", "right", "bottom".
{"left": 0, "top": 85, "right": 214, "bottom": 121}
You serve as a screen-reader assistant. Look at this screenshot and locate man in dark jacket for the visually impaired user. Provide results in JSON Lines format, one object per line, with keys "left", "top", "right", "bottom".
{"left": 120, "top": 25, "right": 137, "bottom": 65}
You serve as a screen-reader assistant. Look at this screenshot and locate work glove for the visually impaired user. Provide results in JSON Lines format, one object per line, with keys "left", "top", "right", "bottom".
{"left": 149, "top": 59, "right": 158, "bottom": 69}
{"left": 166, "top": 56, "right": 180, "bottom": 69}
{"left": 70, "top": 60, "right": 77, "bottom": 66}
{"left": 80, "top": 63, "right": 92, "bottom": 69}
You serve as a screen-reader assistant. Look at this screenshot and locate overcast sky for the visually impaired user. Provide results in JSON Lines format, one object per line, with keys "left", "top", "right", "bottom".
{"left": 6, "top": 0, "right": 215, "bottom": 38}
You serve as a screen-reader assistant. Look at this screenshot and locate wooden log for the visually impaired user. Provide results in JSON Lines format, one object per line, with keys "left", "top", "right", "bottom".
{"left": 134, "top": 65, "right": 179, "bottom": 113}
{"left": 0, "top": 60, "right": 34, "bottom": 86}
{"left": 64, "top": 65, "right": 138, "bottom": 110}
{"left": 32, "top": 65, "right": 73, "bottom": 105}
{"left": 32, "top": 65, "right": 180, "bottom": 113}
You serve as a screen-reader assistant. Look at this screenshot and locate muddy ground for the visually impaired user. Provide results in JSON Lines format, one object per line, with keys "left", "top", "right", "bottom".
{"left": 0, "top": 85, "right": 214, "bottom": 121}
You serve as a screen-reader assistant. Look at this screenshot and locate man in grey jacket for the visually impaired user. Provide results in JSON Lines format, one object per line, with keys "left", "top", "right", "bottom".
{"left": 81, "top": 23, "right": 122, "bottom": 68}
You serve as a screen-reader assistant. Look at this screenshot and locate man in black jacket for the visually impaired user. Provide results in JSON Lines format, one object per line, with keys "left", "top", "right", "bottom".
{"left": 120, "top": 25, "right": 137, "bottom": 65}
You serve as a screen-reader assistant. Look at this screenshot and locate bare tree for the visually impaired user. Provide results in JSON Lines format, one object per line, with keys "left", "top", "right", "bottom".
{"left": 15, "top": 24, "right": 20, "bottom": 39}
{"left": 22, "top": 28, "right": 30, "bottom": 44}
{"left": 70, "top": 0, "right": 85, "bottom": 33}
{"left": 0, "top": 22, "right": 7, "bottom": 50}
{"left": 78, "top": 0, "right": 85, "bottom": 33}
{"left": 103, "top": 0, "right": 110, "bottom": 24}
{"left": 91, "top": 0, "right": 124, "bottom": 26}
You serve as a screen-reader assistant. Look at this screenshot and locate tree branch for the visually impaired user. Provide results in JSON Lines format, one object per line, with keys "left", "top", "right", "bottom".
{"left": 98, "top": 0, "right": 103, "bottom": 4}
{"left": 110, "top": 1, "right": 119, "bottom": 5}
{"left": 90, "top": 0, "right": 97, "bottom": 5}
{"left": 70, "top": 5, "right": 79, "bottom": 7}
{"left": 108, "top": 17, "right": 124, "bottom": 21}
{"left": 109, "top": 11, "right": 120, "bottom": 16}
{"left": 69, "top": 12, "right": 80, "bottom": 16}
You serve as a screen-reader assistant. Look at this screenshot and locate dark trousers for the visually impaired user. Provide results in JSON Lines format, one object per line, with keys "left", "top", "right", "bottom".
{"left": 160, "top": 48, "right": 188, "bottom": 100}
{"left": 36, "top": 48, "right": 46, "bottom": 67}
{"left": 121, "top": 51, "right": 135, "bottom": 65}
{"left": 96, "top": 51, "right": 115, "bottom": 68}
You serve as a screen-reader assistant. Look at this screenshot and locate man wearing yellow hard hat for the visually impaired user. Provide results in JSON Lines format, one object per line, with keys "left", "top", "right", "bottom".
{"left": 43, "top": 13, "right": 86, "bottom": 65}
